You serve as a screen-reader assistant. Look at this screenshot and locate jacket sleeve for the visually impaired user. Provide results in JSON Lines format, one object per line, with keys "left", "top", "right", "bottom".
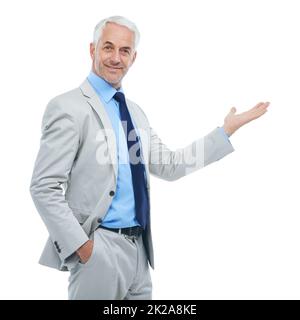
{"left": 149, "top": 126, "right": 235, "bottom": 181}
{"left": 29, "top": 100, "right": 89, "bottom": 262}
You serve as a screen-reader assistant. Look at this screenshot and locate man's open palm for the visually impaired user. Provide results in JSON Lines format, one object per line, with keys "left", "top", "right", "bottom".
{"left": 223, "top": 101, "right": 270, "bottom": 136}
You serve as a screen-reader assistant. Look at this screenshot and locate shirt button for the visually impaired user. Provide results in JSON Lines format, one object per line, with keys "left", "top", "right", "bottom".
{"left": 97, "top": 218, "right": 103, "bottom": 223}
{"left": 109, "top": 190, "right": 115, "bottom": 196}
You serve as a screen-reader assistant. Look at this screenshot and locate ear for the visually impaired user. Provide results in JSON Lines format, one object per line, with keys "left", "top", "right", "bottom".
{"left": 90, "top": 43, "right": 95, "bottom": 59}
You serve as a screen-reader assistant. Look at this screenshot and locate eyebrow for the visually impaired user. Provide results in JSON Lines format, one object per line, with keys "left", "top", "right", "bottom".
{"left": 103, "top": 41, "right": 132, "bottom": 51}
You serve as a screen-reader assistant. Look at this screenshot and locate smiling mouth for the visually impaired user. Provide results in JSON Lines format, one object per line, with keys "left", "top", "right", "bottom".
{"left": 105, "top": 65, "right": 122, "bottom": 70}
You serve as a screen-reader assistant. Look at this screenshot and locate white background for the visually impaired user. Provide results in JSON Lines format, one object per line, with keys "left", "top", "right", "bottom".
{"left": 0, "top": 0, "right": 299, "bottom": 299}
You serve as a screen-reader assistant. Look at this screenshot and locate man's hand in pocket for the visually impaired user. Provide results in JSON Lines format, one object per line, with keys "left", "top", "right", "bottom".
{"left": 76, "top": 239, "right": 94, "bottom": 264}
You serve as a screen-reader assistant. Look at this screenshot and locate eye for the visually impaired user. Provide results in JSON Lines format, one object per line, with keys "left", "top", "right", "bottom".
{"left": 104, "top": 46, "right": 113, "bottom": 51}
{"left": 121, "top": 48, "right": 130, "bottom": 55}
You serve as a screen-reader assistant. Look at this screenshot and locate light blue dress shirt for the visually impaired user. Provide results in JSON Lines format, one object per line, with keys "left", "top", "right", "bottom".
{"left": 87, "top": 71, "right": 230, "bottom": 228}
{"left": 218, "top": 126, "right": 230, "bottom": 140}
{"left": 87, "top": 71, "right": 140, "bottom": 228}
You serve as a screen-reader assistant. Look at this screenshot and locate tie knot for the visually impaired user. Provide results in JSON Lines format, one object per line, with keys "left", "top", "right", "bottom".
{"left": 113, "top": 91, "right": 126, "bottom": 104}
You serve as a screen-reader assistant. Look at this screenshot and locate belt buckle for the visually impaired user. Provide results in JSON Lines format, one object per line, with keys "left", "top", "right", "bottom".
{"left": 128, "top": 227, "right": 135, "bottom": 237}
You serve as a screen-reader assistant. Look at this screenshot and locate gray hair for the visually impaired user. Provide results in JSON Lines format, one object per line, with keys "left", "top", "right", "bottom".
{"left": 93, "top": 16, "right": 140, "bottom": 50}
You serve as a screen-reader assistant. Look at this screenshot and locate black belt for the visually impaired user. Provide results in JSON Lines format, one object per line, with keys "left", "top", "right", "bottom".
{"left": 98, "top": 225, "right": 144, "bottom": 237}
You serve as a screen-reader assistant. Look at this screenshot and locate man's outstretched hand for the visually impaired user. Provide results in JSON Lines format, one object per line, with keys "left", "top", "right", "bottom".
{"left": 223, "top": 101, "right": 270, "bottom": 136}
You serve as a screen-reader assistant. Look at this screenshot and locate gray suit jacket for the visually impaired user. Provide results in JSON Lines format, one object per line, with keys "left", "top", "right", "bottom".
{"left": 29, "top": 78, "right": 234, "bottom": 271}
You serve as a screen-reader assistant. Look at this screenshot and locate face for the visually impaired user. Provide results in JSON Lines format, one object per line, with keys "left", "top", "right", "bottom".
{"left": 90, "top": 22, "right": 137, "bottom": 89}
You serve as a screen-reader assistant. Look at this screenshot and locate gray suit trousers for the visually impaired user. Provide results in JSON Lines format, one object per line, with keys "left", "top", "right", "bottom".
{"left": 68, "top": 227, "right": 152, "bottom": 300}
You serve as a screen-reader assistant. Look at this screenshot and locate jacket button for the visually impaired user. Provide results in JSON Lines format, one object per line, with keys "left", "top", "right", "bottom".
{"left": 97, "top": 218, "right": 102, "bottom": 223}
{"left": 57, "top": 249, "right": 61, "bottom": 253}
{"left": 109, "top": 190, "right": 115, "bottom": 196}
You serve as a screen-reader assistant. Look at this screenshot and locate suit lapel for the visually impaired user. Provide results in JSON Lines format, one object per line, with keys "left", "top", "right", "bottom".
{"left": 79, "top": 79, "right": 118, "bottom": 179}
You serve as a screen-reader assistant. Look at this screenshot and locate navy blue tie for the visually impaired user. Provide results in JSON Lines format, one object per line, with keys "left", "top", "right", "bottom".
{"left": 114, "top": 92, "right": 149, "bottom": 229}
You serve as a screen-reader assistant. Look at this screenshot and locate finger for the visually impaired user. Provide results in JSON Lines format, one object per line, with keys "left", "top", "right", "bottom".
{"left": 252, "top": 102, "right": 270, "bottom": 113}
{"left": 257, "top": 102, "right": 270, "bottom": 110}
{"left": 254, "top": 102, "right": 265, "bottom": 109}
{"left": 225, "top": 107, "right": 236, "bottom": 117}
{"left": 260, "top": 101, "right": 271, "bottom": 107}
{"left": 252, "top": 106, "right": 268, "bottom": 118}
{"left": 230, "top": 107, "right": 236, "bottom": 114}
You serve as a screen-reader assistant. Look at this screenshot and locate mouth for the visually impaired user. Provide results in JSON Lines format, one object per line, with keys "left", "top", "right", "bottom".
{"left": 105, "top": 65, "right": 123, "bottom": 71}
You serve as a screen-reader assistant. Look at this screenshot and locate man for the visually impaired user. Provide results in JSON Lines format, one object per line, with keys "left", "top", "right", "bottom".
{"left": 29, "top": 15, "right": 270, "bottom": 300}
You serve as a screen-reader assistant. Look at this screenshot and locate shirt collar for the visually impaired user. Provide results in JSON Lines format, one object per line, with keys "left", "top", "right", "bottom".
{"left": 87, "top": 70, "right": 124, "bottom": 103}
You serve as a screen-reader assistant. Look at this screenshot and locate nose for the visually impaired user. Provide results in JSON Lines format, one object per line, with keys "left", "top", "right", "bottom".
{"left": 110, "top": 50, "right": 121, "bottom": 64}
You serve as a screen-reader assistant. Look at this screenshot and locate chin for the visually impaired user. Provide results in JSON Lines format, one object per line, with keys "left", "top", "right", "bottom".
{"left": 106, "top": 76, "right": 122, "bottom": 87}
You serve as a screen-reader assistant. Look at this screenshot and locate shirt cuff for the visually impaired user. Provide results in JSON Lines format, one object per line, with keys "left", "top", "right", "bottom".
{"left": 218, "top": 126, "right": 230, "bottom": 140}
